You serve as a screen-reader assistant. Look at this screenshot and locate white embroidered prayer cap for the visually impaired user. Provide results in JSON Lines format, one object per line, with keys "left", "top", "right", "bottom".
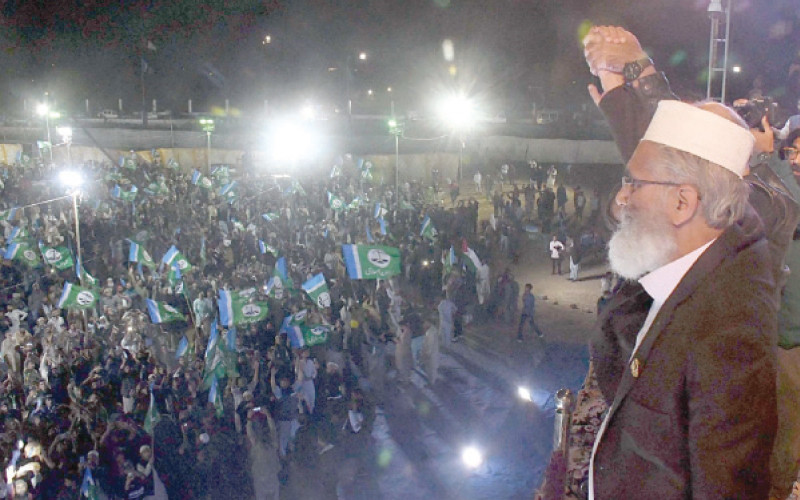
{"left": 641, "top": 100, "right": 754, "bottom": 178}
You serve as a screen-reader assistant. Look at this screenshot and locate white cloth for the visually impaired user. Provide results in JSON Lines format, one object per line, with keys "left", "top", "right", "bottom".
{"left": 588, "top": 239, "right": 715, "bottom": 499}
{"left": 549, "top": 240, "right": 565, "bottom": 259}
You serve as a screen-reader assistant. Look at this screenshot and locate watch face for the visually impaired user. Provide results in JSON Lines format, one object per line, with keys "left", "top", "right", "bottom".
{"left": 624, "top": 61, "right": 642, "bottom": 81}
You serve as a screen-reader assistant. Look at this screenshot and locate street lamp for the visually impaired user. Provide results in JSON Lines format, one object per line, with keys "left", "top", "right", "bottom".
{"left": 56, "top": 126, "right": 73, "bottom": 167}
{"left": 199, "top": 118, "right": 215, "bottom": 174}
{"left": 461, "top": 445, "right": 483, "bottom": 469}
{"left": 438, "top": 93, "right": 476, "bottom": 182}
{"left": 388, "top": 117, "right": 404, "bottom": 207}
{"left": 36, "top": 103, "right": 54, "bottom": 164}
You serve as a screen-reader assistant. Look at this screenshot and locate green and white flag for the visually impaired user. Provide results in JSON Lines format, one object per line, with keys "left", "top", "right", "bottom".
{"left": 301, "top": 273, "right": 331, "bottom": 308}
{"left": 167, "top": 158, "right": 180, "bottom": 170}
{"left": 128, "top": 240, "right": 157, "bottom": 268}
{"left": 143, "top": 391, "right": 159, "bottom": 434}
{"left": 146, "top": 298, "right": 186, "bottom": 323}
{"left": 342, "top": 244, "right": 402, "bottom": 280}
{"left": 39, "top": 243, "right": 75, "bottom": 270}
{"left": 191, "top": 170, "right": 214, "bottom": 189}
{"left": 162, "top": 245, "right": 192, "bottom": 272}
{"left": 4, "top": 242, "right": 40, "bottom": 267}
{"left": 327, "top": 191, "right": 345, "bottom": 212}
{"left": 57, "top": 282, "right": 98, "bottom": 310}
{"left": 420, "top": 216, "right": 437, "bottom": 241}
{"left": 9, "top": 226, "right": 29, "bottom": 242}
{"left": 0, "top": 207, "right": 19, "bottom": 221}
{"left": 218, "top": 290, "right": 269, "bottom": 327}
{"left": 120, "top": 156, "right": 137, "bottom": 170}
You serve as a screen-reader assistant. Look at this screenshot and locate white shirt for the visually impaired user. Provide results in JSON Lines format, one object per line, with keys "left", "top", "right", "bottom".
{"left": 588, "top": 239, "right": 715, "bottom": 499}
{"left": 549, "top": 240, "right": 565, "bottom": 259}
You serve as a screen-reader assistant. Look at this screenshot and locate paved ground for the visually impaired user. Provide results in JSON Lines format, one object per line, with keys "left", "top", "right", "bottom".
{"left": 278, "top": 175, "right": 614, "bottom": 499}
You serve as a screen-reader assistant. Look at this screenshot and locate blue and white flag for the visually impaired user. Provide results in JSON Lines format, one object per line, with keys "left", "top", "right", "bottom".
{"left": 366, "top": 222, "right": 374, "bottom": 243}
{"left": 262, "top": 212, "right": 279, "bottom": 222}
{"left": 176, "top": 336, "right": 189, "bottom": 358}
{"left": 420, "top": 216, "right": 437, "bottom": 241}
{"left": 218, "top": 290, "right": 234, "bottom": 328}
{"left": 146, "top": 299, "right": 186, "bottom": 323}
{"left": 374, "top": 202, "right": 387, "bottom": 219}
{"left": 301, "top": 273, "right": 331, "bottom": 308}
{"left": 275, "top": 257, "right": 288, "bottom": 280}
{"left": 378, "top": 217, "right": 387, "bottom": 235}
{"left": 259, "top": 240, "right": 267, "bottom": 254}
{"left": 111, "top": 185, "right": 121, "bottom": 198}
{"left": 206, "top": 319, "right": 219, "bottom": 360}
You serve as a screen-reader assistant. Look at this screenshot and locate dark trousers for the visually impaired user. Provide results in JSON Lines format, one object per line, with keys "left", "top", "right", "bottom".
{"left": 551, "top": 257, "right": 562, "bottom": 274}
{"left": 517, "top": 313, "right": 543, "bottom": 339}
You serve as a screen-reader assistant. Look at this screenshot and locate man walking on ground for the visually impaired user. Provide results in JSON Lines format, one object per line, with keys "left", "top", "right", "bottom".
{"left": 517, "top": 284, "right": 543, "bottom": 341}
{"left": 549, "top": 235, "right": 565, "bottom": 275}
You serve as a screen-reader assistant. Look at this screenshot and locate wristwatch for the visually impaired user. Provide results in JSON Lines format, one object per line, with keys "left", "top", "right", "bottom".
{"left": 623, "top": 57, "right": 653, "bottom": 83}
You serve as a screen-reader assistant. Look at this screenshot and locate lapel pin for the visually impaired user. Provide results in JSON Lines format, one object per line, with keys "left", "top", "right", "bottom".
{"left": 630, "top": 358, "right": 641, "bottom": 378}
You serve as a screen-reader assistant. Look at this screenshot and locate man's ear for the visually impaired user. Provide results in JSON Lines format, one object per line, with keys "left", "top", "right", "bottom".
{"left": 670, "top": 185, "right": 700, "bottom": 227}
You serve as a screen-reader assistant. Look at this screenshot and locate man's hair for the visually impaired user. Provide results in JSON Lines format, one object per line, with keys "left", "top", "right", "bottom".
{"left": 784, "top": 128, "right": 800, "bottom": 152}
{"left": 648, "top": 143, "right": 749, "bottom": 229}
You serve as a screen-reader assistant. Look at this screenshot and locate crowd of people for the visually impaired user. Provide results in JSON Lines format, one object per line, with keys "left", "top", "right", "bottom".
{"left": 0, "top": 139, "right": 607, "bottom": 499}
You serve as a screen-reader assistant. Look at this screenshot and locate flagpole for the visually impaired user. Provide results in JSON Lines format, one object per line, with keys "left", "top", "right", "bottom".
{"left": 71, "top": 191, "right": 89, "bottom": 330}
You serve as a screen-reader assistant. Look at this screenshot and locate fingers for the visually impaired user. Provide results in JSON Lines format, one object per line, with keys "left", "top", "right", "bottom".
{"left": 761, "top": 114, "right": 771, "bottom": 129}
{"left": 587, "top": 84, "right": 603, "bottom": 106}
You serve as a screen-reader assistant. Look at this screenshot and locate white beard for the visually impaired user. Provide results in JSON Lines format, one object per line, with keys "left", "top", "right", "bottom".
{"left": 608, "top": 206, "right": 677, "bottom": 280}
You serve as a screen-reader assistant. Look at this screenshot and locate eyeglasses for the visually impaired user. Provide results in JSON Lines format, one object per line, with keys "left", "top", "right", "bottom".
{"left": 782, "top": 148, "right": 799, "bottom": 160}
{"left": 621, "top": 175, "right": 683, "bottom": 191}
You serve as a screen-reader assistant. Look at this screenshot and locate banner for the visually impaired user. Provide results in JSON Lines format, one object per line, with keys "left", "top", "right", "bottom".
{"left": 4, "top": 242, "right": 40, "bottom": 268}
{"left": 342, "top": 244, "right": 401, "bottom": 279}
{"left": 162, "top": 245, "right": 192, "bottom": 272}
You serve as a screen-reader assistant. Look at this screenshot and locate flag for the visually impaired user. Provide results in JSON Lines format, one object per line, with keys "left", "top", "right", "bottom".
{"left": 0, "top": 207, "right": 17, "bottom": 221}
{"left": 443, "top": 246, "right": 456, "bottom": 275}
{"left": 327, "top": 191, "right": 345, "bottom": 211}
{"left": 120, "top": 156, "right": 137, "bottom": 170}
{"left": 342, "top": 244, "right": 402, "bottom": 280}
{"left": 202, "top": 319, "right": 227, "bottom": 388}
{"left": 128, "top": 240, "right": 157, "bottom": 268}
{"left": 80, "top": 466, "right": 98, "bottom": 500}
{"left": 219, "top": 181, "right": 238, "bottom": 203}
{"left": 112, "top": 185, "right": 138, "bottom": 201}
{"left": 146, "top": 299, "right": 186, "bottom": 323}
{"left": 262, "top": 212, "right": 279, "bottom": 222}
{"left": 420, "top": 216, "right": 437, "bottom": 241}
{"left": 378, "top": 217, "right": 387, "bottom": 236}
{"left": 290, "top": 179, "right": 306, "bottom": 196}
{"left": 366, "top": 222, "right": 374, "bottom": 243}
{"left": 208, "top": 374, "right": 224, "bottom": 417}
{"left": 346, "top": 196, "right": 362, "bottom": 211}
{"left": 176, "top": 336, "right": 189, "bottom": 358}
{"left": 399, "top": 200, "right": 415, "bottom": 211}
{"left": 330, "top": 164, "right": 341, "bottom": 178}
{"left": 301, "top": 273, "right": 331, "bottom": 308}
{"left": 57, "top": 282, "right": 98, "bottom": 310}
{"left": 191, "top": 170, "right": 213, "bottom": 189}
{"left": 9, "top": 226, "right": 28, "bottom": 242}
{"left": 282, "top": 315, "right": 331, "bottom": 348}
{"left": 218, "top": 289, "right": 269, "bottom": 327}
{"left": 4, "top": 241, "right": 40, "bottom": 267}
{"left": 143, "top": 391, "right": 159, "bottom": 434}
{"left": 461, "top": 246, "right": 483, "bottom": 272}
{"left": 259, "top": 240, "right": 278, "bottom": 256}
{"left": 39, "top": 242, "right": 75, "bottom": 270}
{"left": 75, "top": 258, "right": 99, "bottom": 287}
{"left": 374, "top": 202, "right": 388, "bottom": 219}
{"left": 162, "top": 245, "right": 192, "bottom": 272}
{"left": 200, "top": 237, "right": 207, "bottom": 268}
{"left": 167, "top": 158, "right": 179, "bottom": 170}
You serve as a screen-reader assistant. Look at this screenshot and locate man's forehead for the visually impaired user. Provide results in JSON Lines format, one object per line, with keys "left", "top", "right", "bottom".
{"left": 627, "top": 141, "right": 661, "bottom": 175}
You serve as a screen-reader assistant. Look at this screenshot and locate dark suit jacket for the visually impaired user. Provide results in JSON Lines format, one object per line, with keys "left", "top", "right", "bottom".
{"left": 591, "top": 82, "right": 779, "bottom": 498}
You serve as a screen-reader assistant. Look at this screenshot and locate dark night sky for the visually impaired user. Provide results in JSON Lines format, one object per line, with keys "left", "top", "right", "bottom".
{"left": 0, "top": 0, "right": 797, "bottom": 117}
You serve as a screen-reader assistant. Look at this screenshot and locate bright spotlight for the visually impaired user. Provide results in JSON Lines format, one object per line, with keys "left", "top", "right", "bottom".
{"left": 732, "top": 65, "right": 741, "bottom": 73}
{"left": 517, "top": 386, "right": 532, "bottom": 402}
{"left": 59, "top": 170, "right": 83, "bottom": 189}
{"left": 358, "top": 52, "right": 367, "bottom": 61}
{"left": 438, "top": 93, "right": 477, "bottom": 129}
{"left": 56, "top": 126, "right": 73, "bottom": 141}
{"left": 36, "top": 103, "right": 49, "bottom": 116}
{"left": 269, "top": 120, "right": 320, "bottom": 162}
{"left": 301, "top": 104, "right": 315, "bottom": 120}
{"left": 461, "top": 446, "right": 483, "bottom": 469}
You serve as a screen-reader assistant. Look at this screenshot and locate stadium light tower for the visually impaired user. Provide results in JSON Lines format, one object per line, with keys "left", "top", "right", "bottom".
{"left": 200, "top": 118, "right": 215, "bottom": 174}
{"left": 36, "top": 103, "right": 54, "bottom": 164}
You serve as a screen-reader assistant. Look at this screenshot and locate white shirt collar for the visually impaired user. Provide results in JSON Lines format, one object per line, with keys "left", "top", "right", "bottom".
{"left": 638, "top": 238, "right": 716, "bottom": 304}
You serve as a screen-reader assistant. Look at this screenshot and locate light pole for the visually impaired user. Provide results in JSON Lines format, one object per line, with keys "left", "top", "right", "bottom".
{"left": 345, "top": 51, "right": 368, "bottom": 132}
{"left": 36, "top": 103, "right": 53, "bottom": 164}
{"left": 388, "top": 117, "right": 404, "bottom": 207}
{"left": 59, "top": 170, "right": 84, "bottom": 284}
{"left": 57, "top": 126, "right": 73, "bottom": 167}
{"left": 200, "top": 118, "right": 215, "bottom": 174}
{"left": 706, "top": 0, "right": 732, "bottom": 102}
